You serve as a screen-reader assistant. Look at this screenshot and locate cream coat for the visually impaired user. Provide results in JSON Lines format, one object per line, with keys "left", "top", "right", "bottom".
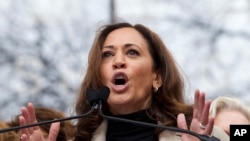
{"left": 91, "top": 120, "right": 229, "bottom": 141}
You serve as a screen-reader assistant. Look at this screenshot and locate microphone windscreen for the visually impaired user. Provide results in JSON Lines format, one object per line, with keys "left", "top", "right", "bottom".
{"left": 98, "top": 86, "right": 110, "bottom": 103}
{"left": 86, "top": 89, "right": 97, "bottom": 105}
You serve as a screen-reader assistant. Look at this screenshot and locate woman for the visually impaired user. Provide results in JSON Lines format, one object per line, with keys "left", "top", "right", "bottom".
{"left": 210, "top": 96, "right": 250, "bottom": 136}
{"left": 19, "top": 22, "right": 228, "bottom": 141}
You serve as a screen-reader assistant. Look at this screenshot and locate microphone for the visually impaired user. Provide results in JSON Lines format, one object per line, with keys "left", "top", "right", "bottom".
{"left": 0, "top": 86, "right": 109, "bottom": 134}
{"left": 98, "top": 86, "right": 110, "bottom": 103}
{"left": 86, "top": 86, "right": 110, "bottom": 107}
{"left": 96, "top": 89, "right": 220, "bottom": 141}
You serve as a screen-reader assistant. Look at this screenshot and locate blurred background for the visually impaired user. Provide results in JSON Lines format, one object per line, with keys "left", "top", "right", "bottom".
{"left": 0, "top": 0, "right": 250, "bottom": 121}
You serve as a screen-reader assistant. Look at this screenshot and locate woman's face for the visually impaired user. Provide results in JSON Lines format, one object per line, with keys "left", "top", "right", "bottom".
{"left": 214, "top": 109, "right": 250, "bottom": 135}
{"left": 100, "top": 27, "right": 160, "bottom": 115}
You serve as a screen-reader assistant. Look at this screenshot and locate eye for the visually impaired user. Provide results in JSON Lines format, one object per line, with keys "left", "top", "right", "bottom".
{"left": 127, "top": 49, "right": 139, "bottom": 56}
{"left": 102, "top": 51, "right": 113, "bottom": 58}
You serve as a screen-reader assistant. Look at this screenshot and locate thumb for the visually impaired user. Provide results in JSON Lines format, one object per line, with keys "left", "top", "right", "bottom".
{"left": 177, "top": 113, "right": 188, "bottom": 130}
{"left": 177, "top": 113, "right": 189, "bottom": 141}
{"left": 48, "top": 122, "right": 60, "bottom": 141}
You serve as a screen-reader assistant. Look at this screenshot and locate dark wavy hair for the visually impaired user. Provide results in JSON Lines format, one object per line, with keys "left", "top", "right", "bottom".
{"left": 74, "top": 22, "right": 193, "bottom": 141}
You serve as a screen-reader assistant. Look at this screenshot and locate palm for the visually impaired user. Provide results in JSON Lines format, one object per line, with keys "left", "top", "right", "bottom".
{"left": 19, "top": 103, "right": 60, "bottom": 141}
{"left": 178, "top": 89, "right": 214, "bottom": 141}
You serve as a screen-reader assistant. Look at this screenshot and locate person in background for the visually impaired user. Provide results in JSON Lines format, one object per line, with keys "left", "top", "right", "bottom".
{"left": 7, "top": 106, "right": 75, "bottom": 141}
{"left": 18, "top": 22, "right": 229, "bottom": 141}
{"left": 209, "top": 96, "right": 250, "bottom": 135}
{"left": 0, "top": 120, "right": 18, "bottom": 141}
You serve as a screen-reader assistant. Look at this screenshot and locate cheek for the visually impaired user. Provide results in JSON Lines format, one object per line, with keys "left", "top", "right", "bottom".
{"left": 100, "top": 63, "right": 110, "bottom": 83}
{"left": 132, "top": 63, "right": 154, "bottom": 81}
{"left": 215, "top": 117, "right": 231, "bottom": 131}
{"left": 130, "top": 65, "right": 155, "bottom": 94}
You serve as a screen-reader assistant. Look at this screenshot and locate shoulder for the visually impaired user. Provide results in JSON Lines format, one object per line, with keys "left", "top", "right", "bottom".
{"left": 159, "top": 126, "right": 229, "bottom": 141}
{"left": 211, "top": 126, "right": 229, "bottom": 141}
{"left": 159, "top": 130, "right": 182, "bottom": 141}
{"left": 91, "top": 120, "right": 107, "bottom": 141}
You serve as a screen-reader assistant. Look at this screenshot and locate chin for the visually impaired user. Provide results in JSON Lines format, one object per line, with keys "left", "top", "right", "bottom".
{"left": 109, "top": 99, "right": 129, "bottom": 106}
{"left": 108, "top": 98, "right": 131, "bottom": 108}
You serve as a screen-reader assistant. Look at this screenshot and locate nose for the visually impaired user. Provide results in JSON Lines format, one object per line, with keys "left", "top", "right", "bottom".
{"left": 112, "top": 54, "right": 126, "bottom": 69}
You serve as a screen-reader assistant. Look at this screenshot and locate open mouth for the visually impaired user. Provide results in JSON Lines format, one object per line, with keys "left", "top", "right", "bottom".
{"left": 115, "top": 77, "right": 126, "bottom": 85}
{"left": 112, "top": 73, "right": 128, "bottom": 86}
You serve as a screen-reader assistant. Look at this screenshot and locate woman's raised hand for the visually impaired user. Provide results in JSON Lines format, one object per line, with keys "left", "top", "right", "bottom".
{"left": 19, "top": 103, "right": 60, "bottom": 141}
{"left": 177, "top": 89, "right": 214, "bottom": 141}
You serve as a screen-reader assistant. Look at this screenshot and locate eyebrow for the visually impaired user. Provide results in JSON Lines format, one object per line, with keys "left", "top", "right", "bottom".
{"left": 103, "top": 43, "right": 141, "bottom": 49}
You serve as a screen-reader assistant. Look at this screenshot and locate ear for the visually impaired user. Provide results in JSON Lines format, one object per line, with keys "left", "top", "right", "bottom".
{"left": 153, "top": 71, "right": 162, "bottom": 92}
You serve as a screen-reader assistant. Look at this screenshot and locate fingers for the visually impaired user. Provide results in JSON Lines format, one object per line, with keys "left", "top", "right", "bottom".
{"left": 21, "top": 106, "right": 33, "bottom": 133}
{"left": 20, "top": 134, "right": 28, "bottom": 141}
{"left": 193, "top": 89, "right": 201, "bottom": 119}
{"left": 178, "top": 114, "right": 200, "bottom": 141}
{"left": 20, "top": 103, "right": 38, "bottom": 132}
{"left": 177, "top": 113, "right": 188, "bottom": 130}
{"left": 204, "top": 118, "right": 214, "bottom": 135}
{"left": 200, "top": 100, "right": 211, "bottom": 126}
{"left": 192, "top": 89, "right": 214, "bottom": 135}
{"left": 20, "top": 130, "right": 45, "bottom": 141}
{"left": 193, "top": 89, "right": 209, "bottom": 122}
{"left": 197, "top": 91, "right": 211, "bottom": 127}
{"left": 48, "top": 122, "right": 60, "bottom": 141}
{"left": 19, "top": 102, "right": 40, "bottom": 141}
{"left": 19, "top": 116, "right": 30, "bottom": 137}
{"left": 196, "top": 90, "right": 205, "bottom": 119}
{"left": 198, "top": 92, "right": 205, "bottom": 118}
{"left": 19, "top": 102, "right": 58, "bottom": 141}
{"left": 27, "top": 103, "right": 39, "bottom": 130}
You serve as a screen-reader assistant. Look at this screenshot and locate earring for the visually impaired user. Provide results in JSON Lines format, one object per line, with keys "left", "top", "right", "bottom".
{"left": 154, "top": 86, "right": 159, "bottom": 93}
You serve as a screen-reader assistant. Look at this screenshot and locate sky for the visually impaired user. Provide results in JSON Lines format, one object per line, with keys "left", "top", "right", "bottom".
{"left": 0, "top": 0, "right": 250, "bottom": 120}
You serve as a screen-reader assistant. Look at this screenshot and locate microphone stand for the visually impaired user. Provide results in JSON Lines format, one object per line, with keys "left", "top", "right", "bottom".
{"left": 0, "top": 104, "right": 97, "bottom": 133}
{"left": 98, "top": 101, "right": 220, "bottom": 141}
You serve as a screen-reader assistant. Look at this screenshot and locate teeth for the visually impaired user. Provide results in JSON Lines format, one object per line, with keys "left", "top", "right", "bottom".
{"left": 114, "top": 74, "right": 126, "bottom": 85}
{"left": 116, "top": 75, "right": 125, "bottom": 79}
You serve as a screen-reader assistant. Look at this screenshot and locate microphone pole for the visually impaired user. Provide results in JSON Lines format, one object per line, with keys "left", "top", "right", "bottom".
{"left": 0, "top": 104, "right": 97, "bottom": 134}
{"left": 98, "top": 101, "right": 220, "bottom": 141}
{"left": 0, "top": 87, "right": 103, "bottom": 133}
{"left": 0, "top": 86, "right": 110, "bottom": 134}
